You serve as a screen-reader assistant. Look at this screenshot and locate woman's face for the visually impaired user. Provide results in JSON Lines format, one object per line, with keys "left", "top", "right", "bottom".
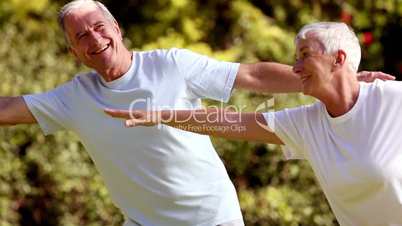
{"left": 293, "top": 36, "right": 336, "bottom": 96}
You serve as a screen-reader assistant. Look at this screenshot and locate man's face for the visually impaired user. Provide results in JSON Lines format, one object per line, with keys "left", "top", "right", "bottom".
{"left": 64, "top": 6, "right": 123, "bottom": 70}
{"left": 293, "top": 36, "right": 335, "bottom": 96}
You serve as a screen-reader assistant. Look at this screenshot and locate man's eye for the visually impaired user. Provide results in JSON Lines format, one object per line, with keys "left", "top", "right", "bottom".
{"left": 95, "top": 24, "right": 105, "bottom": 30}
{"left": 78, "top": 33, "right": 87, "bottom": 40}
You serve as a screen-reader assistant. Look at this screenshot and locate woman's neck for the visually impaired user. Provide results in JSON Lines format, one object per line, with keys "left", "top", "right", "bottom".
{"left": 317, "top": 72, "right": 360, "bottom": 117}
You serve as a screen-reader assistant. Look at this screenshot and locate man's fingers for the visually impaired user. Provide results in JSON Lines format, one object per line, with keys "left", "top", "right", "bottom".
{"left": 376, "top": 72, "right": 395, "bottom": 81}
{"left": 104, "top": 109, "right": 152, "bottom": 127}
{"left": 125, "top": 119, "right": 138, "bottom": 127}
{"left": 104, "top": 108, "right": 131, "bottom": 119}
{"left": 125, "top": 120, "right": 133, "bottom": 127}
{"left": 358, "top": 71, "right": 396, "bottom": 82}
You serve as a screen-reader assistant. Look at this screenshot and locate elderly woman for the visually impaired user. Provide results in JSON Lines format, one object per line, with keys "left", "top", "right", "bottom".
{"left": 106, "top": 22, "right": 402, "bottom": 226}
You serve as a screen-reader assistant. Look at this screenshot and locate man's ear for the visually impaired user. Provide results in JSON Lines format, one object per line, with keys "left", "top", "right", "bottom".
{"left": 112, "top": 20, "right": 123, "bottom": 40}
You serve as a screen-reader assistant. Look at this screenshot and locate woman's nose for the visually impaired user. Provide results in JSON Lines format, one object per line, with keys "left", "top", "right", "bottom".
{"left": 293, "top": 61, "right": 303, "bottom": 74}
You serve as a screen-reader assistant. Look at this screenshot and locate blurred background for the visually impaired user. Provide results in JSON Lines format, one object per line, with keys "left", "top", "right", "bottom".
{"left": 0, "top": 0, "right": 400, "bottom": 225}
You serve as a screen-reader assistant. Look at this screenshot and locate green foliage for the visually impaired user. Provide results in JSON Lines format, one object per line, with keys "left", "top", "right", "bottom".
{"left": 0, "top": 0, "right": 400, "bottom": 225}
{"left": 0, "top": 3, "right": 124, "bottom": 225}
{"left": 240, "top": 186, "right": 334, "bottom": 226}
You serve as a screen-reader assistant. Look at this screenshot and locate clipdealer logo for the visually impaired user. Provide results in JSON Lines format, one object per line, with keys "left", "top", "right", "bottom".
{"left": 126, "top": 97, "right": 275, "bottom": 132}
{"left": 255, "top": 97, "right": 276, "bottom": 132}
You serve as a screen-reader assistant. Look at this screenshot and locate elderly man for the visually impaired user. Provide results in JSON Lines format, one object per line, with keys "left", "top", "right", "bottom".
{"left": 1, "top": 0, "right": 393, "bottom": 225}
{"left": 107, "top": 22, "right": 402, "bottom": 226}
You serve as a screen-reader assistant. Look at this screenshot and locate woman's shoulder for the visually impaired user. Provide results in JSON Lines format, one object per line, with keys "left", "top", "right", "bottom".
{"left": 367, "top": 79, "right": 402, "bottom": 95}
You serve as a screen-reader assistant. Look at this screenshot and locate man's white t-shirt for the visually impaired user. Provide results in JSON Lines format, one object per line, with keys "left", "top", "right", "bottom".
{"left": 263, "top": 80, "right": 402, "bottom": 226}
{"left": 23, "top": 48, "right": 242, "bottom": 226}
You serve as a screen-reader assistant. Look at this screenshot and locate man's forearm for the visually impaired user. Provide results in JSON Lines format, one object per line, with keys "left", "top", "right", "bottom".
{"left": 235, "top": 63, "right": 396, "bottom": 93}
{"left": 160, "top": 109, "right": 239, "bottom": 137}
{"left": 235, "top": 63, "right": 302, "bottom": 93}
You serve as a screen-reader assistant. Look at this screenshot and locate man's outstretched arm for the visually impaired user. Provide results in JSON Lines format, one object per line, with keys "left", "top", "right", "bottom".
{"left": 0, "top": 97, "right": 36, "bottom": 125}
{"left": 104, "top": 108, "right": 283, "bottom": 144}
{"left": 235, "top": 63, "right": 301, "bottom": 93}
{"left": 235, "top": 63, "right": 395, "bottom": 93}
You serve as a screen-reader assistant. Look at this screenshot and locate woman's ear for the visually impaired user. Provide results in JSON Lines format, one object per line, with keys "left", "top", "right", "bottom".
{"left": 335, "top": 50, "right": 347, "bottom": 66}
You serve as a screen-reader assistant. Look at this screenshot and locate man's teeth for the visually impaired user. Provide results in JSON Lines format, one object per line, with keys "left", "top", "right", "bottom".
{"left": 93, "top": 45, "right": 109, "bottom": 54}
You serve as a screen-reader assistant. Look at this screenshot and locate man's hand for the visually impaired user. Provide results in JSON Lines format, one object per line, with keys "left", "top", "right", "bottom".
{"left": 357, "top": 71, "right": 395, "bottom": 82}
{"left": 104, "top": 109, "right": 160, "bottom": 127}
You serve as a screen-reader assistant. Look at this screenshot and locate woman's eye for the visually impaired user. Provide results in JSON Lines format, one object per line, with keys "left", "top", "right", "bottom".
{"left": 296, "top": 51, "right": 310, "bottom": 61}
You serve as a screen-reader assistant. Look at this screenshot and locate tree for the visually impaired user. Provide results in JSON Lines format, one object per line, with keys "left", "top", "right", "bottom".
{"left": 0, "top": 0, "right": 400, "bottom": 225}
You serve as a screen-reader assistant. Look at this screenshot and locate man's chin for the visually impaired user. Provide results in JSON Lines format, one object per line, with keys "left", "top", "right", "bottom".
{"left": 87, "top": 57, "right": 114, "bottom": 70}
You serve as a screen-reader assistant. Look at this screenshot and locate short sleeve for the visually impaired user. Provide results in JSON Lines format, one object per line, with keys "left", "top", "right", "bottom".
{"left": 23, "top": 82, "right": 74, "bottom": 135}
{"left": 379, "top": 80, "right": 402, "bottom": 97}
{"left": 263, "top": 106, "right": 310, "bottom": 160}
{"left": 171, "top": 48, "right": 239, "bottom": 102}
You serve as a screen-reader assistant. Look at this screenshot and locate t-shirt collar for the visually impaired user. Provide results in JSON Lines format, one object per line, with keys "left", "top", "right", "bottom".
{"left": 99, "top": 52, "right": 136, "bottom": 89}
{"left": 324, "top": 82, "right": 366, "bottom": 125}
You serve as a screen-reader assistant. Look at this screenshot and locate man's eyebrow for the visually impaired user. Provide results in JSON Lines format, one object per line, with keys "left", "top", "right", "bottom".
{"left": 74, "top": 21, "right": 104, "bottom": 38}
{"left": 94, "top": 21, "right": 104, "bottom": 26}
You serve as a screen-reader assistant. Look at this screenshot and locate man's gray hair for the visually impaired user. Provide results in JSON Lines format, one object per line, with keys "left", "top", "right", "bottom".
{"left": 58, "top": 0, "right": 116, "bottom": 45}
{"left": 295, "top": 22, "right": 361, "bottom": 73}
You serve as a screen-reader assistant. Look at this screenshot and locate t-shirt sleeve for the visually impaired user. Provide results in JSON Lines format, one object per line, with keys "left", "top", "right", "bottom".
{"left": 23, "top": 82, "right": 74, "bottom": 135}
{"left": 262, "top": 106, "right": 309, "bottom": 160}
{"left": 380, "top": 80, "right": 402, "bottom": 97}
{"left": 170, "top": 48, "right": 239, "bottom": 102}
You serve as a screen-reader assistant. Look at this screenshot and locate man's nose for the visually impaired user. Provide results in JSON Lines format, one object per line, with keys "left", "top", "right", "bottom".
{"left": 88, "top": 30, "right": 102, "bottom": 42}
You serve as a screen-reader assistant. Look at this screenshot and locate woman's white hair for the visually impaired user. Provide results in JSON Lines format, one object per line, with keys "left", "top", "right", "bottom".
{"left": 295, "top": 22, "right": 361, "bottom": 72}
{"left": 58, "top": 0, "right": 116, "bottom": 45}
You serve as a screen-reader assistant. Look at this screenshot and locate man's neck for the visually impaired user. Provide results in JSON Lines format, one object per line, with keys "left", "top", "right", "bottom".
{"left": 99, "top": 49, "right": 133, "bottom": 82}
{"left": 317, "top": 72, "right": 360, "bottom": 118}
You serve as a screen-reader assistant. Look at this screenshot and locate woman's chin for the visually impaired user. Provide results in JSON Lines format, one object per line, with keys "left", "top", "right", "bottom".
{"left": 301, "top": 85, "right": 312, "bottom": 96}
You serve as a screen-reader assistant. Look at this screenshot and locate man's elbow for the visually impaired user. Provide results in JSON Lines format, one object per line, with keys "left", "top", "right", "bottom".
{"left": 234, "top": 63, "right": 263, "bottom": 91}
{"left": 0, "top": 98, "right": 37, "bottom": 126}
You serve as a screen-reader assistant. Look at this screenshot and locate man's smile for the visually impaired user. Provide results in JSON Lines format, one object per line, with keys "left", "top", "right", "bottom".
{"left": 90, "top": 43, "right": 110, "bottom": 55}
